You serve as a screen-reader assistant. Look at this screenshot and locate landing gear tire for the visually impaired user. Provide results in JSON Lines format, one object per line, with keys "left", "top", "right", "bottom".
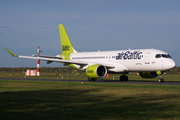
{"left": 124, "top": 76, "right": 128, "bottom": 81}
{"left": 120, "top": 76, "right": 124, "bottom": 81}
{"left": 88, "top": 77, "right": 97, "bottom": 82}
{"left": 158, "top": 78, "right": 164, "bottom": 83}
{"left": 158, "top": 72, "right": 164, "bottom": 83}
{"left": 88, "top": 77, "right": 92, "bottom": 82}
{"left": 120, "top": 75, "right": 128, "bottom": 81}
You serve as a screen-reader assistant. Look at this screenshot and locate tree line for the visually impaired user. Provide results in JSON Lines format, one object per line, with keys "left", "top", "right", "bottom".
{"left": 0, "top": 67, "right": 84, "bottom": 74}
{"left": 0, "top": 67, "right": 180, "bottom": 74}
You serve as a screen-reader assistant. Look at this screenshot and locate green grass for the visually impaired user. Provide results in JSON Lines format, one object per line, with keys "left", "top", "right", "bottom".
{"left": 1, "top": 72, "right": 180, "bottom": 81}
{"left": 0, "top": 80, "right": 180, "bottom": 120}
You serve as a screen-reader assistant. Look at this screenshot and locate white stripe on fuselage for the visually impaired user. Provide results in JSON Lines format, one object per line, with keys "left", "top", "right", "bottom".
{"left": 67, "top": 48, "right": 175, "bottom": 72}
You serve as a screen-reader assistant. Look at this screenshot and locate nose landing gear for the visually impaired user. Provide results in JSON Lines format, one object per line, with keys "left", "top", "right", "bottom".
{"left": 158, "top": 72, "right": 164, "bottom": 83}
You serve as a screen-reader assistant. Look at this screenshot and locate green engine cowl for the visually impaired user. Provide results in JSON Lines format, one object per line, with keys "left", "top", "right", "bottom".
{"left": 139, "top": 72, "right": 158, "bottom": 78}
{"left": 86, "top": 64, "right": 107, "bottom": 78}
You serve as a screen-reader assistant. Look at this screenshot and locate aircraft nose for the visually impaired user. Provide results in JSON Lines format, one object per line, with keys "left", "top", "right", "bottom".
{"left": 168, "top": 60, "right": 176, "bottom": 69}
{"left": 162, "top": 59, "right": 176, "bottom": 71}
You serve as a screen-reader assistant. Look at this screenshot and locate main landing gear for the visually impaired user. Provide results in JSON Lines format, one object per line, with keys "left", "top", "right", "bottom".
{"left": 120, "top": 74, "right": 128, "bottom": 81}
{"left": 88, "top": 77, "right": 97, "bottom": 82}
{"left": 158, "top": 73, "right": 164, "bottom": 83}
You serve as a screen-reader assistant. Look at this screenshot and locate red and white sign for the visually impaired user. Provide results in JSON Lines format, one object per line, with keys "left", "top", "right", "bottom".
{"left": 26, "top": 70, "right": 37, "bottom": 76}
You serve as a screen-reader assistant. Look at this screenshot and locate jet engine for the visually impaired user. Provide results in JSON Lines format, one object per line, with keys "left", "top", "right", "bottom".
{"left": 139, "top": 72, "right": 158, "bottom": 78}
{"left": 86, "top": 64, "right": 107, "bottom": 78}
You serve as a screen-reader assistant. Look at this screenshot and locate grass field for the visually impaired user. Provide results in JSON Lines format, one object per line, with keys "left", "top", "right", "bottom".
{"left": 0, "top": 78, "right": 180, "bottom": 120}
{"left": 1, "top": 72, "right": 180, "bottom": 81}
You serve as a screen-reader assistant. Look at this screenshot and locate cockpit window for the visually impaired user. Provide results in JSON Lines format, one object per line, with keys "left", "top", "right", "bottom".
{"left": 155, "top": 54, "right": 161, "bottom": 58}
{"left": 162, "top": 54, "right": 172, "bottom": 58}
{"left": 155, "top": 54, "right": 172, "bottom": 58}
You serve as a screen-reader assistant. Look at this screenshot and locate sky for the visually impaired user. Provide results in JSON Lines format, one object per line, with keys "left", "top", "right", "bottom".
{"left": 1, "top": 0, "right": 180, "bottom": 67}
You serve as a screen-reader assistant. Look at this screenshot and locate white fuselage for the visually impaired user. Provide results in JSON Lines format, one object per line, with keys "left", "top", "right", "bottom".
{"left": 68, "top": 49, "right": 175, "bottom": 73}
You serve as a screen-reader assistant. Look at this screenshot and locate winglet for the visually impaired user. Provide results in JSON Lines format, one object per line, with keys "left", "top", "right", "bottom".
{"left": 4, "top": 47, "right": 17, "bottom": 57}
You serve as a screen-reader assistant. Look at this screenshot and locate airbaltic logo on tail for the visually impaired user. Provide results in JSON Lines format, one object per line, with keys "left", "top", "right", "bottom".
{"left": 62, "top": 45, "right": 70, "bottom": 51}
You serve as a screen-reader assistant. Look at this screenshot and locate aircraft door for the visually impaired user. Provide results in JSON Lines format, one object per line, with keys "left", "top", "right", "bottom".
{"left": 144, "top": 52, "right": 151, "bottom": 64}
{"left": 160, "top": 59, "right": 164, "bottom": 70}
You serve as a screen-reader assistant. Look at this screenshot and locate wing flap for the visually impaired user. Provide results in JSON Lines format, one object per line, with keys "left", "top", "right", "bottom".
{"left": 32, "top": 55, "right": 63, "bottom": 59}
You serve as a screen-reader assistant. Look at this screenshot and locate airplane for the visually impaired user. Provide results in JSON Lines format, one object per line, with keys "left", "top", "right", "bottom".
{"left": 5, "top": 24, "right": 176, "bottom": 83}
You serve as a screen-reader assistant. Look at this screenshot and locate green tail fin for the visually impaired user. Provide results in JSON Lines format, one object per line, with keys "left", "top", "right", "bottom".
{"left": 59, "top": 24, "right": 77, "bottom": 54}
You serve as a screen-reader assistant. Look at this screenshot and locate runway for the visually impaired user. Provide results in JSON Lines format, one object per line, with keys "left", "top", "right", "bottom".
{"left": 1, "top": 78, "right": 180, "bottom": 86}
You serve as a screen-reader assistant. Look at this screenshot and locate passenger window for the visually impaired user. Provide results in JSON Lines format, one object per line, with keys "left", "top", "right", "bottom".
{"left": 155, "top": 54, "right": 161, "bottom": 58}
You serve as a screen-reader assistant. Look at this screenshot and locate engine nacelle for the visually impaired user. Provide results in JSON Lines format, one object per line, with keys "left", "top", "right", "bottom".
{"left": 139, "top": 72, "right": 158, "bottom": 78}
{"left": 86, "top": 64, "right": 107, "bottom": 78}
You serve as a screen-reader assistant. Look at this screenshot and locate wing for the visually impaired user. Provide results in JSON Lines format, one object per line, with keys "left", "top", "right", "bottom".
{"left": 5, "top": 47, "right": 115, "bottom": 69}
{"left": 5, "top": 47, "right": 88, "bottom": 66}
